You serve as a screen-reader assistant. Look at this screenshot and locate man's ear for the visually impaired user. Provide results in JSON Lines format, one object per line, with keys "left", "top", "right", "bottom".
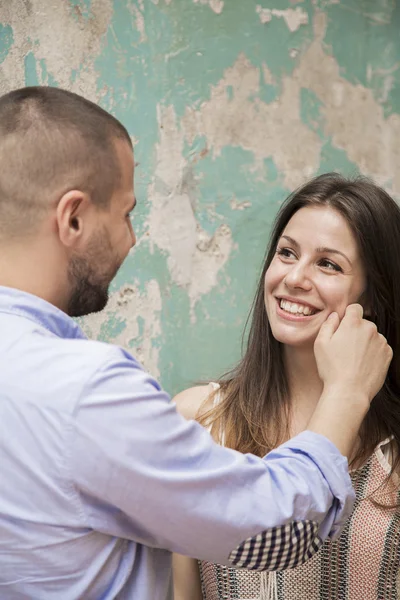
{"left": 55, "top": 190, "right": 93, "bottom": 248}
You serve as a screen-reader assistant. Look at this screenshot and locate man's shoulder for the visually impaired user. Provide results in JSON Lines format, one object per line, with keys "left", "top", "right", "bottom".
{"left": 31, "top": 336, "right": 153, "bottom": 413}
{"left": 42, "top": 337, "right": 168, "bottom": 418}
{"left": 62, "top": 336, "right": 134, "bottom": 364}
{"left": 57, "top": 337, "right": 147, "bottom": 386}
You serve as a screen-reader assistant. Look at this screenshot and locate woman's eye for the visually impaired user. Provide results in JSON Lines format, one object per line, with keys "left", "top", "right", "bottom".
{"left": 319, "top": 259, "right": 342, "bottom": 272}
{"left": 276, "top": 247, "right": 296, "bottom": 259}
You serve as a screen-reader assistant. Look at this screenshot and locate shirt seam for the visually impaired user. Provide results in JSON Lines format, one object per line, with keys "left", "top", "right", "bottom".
{"left": 0, "top": 306, "right": 83, "bottom": 339}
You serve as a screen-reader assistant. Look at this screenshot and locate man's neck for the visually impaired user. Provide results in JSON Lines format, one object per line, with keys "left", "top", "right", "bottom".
{"left": 0, "top": 242, "right": 68, "bottom": 313}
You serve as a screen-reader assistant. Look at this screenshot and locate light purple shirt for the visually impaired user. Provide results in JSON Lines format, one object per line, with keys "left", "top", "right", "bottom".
{"left": 0, "top": 286, "right": 355, "bottom": 599}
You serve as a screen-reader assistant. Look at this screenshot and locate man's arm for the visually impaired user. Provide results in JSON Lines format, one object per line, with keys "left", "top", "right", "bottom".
{"left": 310, "top": 305, "right": 392, "bottom": 456}
{"left": 69, "top": 305, "right": 391, "bottom": 571}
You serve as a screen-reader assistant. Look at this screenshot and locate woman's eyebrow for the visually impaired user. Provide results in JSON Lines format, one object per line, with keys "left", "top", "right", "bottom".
{"left": 281, "top": 235, "right": 299, "bottom": 248}
{"left": 281, "top": 235, "right": 352, "bottom": 266}
{"left": 315, "top": 246, "right": 352, "bottom": 266}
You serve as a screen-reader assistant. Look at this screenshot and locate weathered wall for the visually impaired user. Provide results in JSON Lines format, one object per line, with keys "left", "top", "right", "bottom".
{"left": 1, "top": 0, "right": 399, "bottom": 395}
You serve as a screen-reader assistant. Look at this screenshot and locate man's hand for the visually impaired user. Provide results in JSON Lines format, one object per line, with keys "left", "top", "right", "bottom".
{"left": 314, "top": 304, "right": 392, "bottom": 405}
{"left": 308, "top": 304, "right": 392, "bottom": 458}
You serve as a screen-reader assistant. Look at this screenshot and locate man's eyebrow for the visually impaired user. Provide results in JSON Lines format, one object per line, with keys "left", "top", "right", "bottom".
{"left": 280, "top": 235, "right": 352, "bottom": 265}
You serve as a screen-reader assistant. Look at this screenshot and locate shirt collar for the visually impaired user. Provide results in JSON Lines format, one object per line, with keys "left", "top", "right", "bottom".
{"left": 0, "top": 286, "right": 87, "bottom": 340}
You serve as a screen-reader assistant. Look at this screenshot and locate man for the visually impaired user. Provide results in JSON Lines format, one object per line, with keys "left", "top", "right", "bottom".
{"left": 0, "top": 86, "right": 391, "bottom": 599}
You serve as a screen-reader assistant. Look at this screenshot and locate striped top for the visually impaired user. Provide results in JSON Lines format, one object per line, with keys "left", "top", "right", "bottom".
{"left": 200, "top": 385, "right": 400, "bottom": 600}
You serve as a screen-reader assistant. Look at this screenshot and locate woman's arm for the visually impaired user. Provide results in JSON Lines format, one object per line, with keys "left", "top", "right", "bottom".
{"left": 172, "top": 384, "right": 213, "bottom": 421}
{"left": 172, "top": 385, "right": 212, "bottom": 600}
{"left": 173, "top": 553, "right": 203, "bottom": 600}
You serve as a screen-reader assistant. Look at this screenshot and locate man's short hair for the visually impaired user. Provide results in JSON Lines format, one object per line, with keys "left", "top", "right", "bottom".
{"left": 0, "top": 86, "right": 132, "bottom": 238}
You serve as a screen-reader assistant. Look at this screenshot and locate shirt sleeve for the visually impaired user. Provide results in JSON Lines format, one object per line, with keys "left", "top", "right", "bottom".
{"left": 69, "top": 346, "right": 355, "bottom": 571}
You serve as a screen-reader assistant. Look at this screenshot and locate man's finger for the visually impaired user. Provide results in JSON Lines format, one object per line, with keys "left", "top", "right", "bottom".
{"left": 344, "top": 303, "right": 363, "bottom": 320}
{"left": 315, "top": 312, "right": 340, "bottom": 345}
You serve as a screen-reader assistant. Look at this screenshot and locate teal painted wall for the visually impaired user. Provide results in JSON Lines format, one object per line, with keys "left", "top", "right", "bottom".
{"left": 1, "top": 0, "right": 399, "bottom": 395}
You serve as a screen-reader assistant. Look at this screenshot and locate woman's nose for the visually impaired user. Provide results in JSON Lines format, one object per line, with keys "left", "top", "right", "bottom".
{"left": 284, "top": 262, "right": 312, "bottom": 291}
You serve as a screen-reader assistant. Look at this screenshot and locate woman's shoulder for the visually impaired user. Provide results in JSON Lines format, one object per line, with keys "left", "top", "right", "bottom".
{"left": 173, "top": 383, "right": 219, "bottom": 420}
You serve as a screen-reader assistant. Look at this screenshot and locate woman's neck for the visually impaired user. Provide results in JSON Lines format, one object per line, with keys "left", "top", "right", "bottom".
{"left": 284, "top": 345, "right": 324, "bottom": 437}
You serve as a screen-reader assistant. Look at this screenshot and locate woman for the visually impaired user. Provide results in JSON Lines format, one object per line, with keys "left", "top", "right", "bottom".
{"left": 173, "top": 173, "right": 400, "bottom": 600}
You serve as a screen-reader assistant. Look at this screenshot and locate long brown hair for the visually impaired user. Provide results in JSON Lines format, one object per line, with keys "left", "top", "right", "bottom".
{"left": 199, "top": 173, "right": 400, "bottom": 476}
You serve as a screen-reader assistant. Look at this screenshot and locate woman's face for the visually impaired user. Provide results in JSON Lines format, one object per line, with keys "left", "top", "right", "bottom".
{"left": 264, "top": 205, "right": 366, "bottom": 349}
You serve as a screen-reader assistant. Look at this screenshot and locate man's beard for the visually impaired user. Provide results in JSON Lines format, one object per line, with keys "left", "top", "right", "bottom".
{"left": 67, "top": 231, "right": 120, "bottom": 317}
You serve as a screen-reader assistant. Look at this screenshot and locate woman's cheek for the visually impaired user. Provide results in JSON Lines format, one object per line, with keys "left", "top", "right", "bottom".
{"left": 327, "top": 295, "right": 350, "bottom": 321}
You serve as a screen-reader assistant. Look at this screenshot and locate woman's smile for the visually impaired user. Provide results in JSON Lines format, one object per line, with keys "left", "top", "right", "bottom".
{"left": 265, "top": 205, "right": 366, "bottom": 348}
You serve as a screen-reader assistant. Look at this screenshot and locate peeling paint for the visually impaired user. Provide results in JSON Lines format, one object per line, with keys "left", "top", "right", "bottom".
{"left": 0, "top": 0, "right": 113, "bottom": 98}
{"left": 172, "top": 12, "right": 400, "bottom": 195}
{"left": 294, "top": 11, "right": 400, "bottom": 193}
{"left": 1, "top": 0, "right": 399, "bottom": 395}
{"left": 193, "top": 0, "right": 224, "bottom": 15}
{"left": 128, "top": 2, "right": 146, "bottom": 44}
{"left": 255, "top": 5, "right": 272, "bottom": 25}
{"left": 181, "top": 53, "right": 320, "bottom": 190}
{"left": 147, "top": 104, "right": 233, "bottom": 320}
{"left": 81, "top": 280, "right": 162, "bottom": 378}
{"left": 230, "top": 196, "right": 252, "bottom": 210}
{"left": 366, "top": 62, "right": 400, "bottom": 104}
{"left": 256, "top": 5, "right": 309, "bottom": 32}
{"left": 262, "top": 63, "right": 274, "bottom": 85}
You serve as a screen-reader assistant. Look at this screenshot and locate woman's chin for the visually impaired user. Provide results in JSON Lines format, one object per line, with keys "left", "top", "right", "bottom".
{"left": 271, "top": 329, "right": 318, "bottom": 349}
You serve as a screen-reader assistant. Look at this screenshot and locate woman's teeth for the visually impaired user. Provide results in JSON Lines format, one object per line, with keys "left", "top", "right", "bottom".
{"left": 279, "top": 299, "right": 316, "bottom": 316}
